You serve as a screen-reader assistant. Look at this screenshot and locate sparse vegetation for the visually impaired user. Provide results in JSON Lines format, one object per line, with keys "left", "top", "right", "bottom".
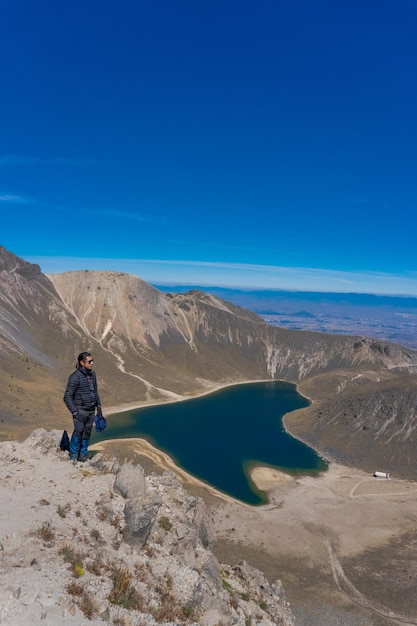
{"left": 74, "top": 564, "right": 85, "bottom": 577}
{"left": 143, "top": 543, "right": 154, "bottom": 557}
{"left": 111, "top": 514, "right": 121, "bottom": 528}
{"left": 108, "top": 566, "right": 144, "bottom": 610}
{"left": 158, "top": 515, "right": 172, "bottom": 531}
{"left": 85, "top": 554, "right": 106, "bottom": 576}
{"left": 148, "top": 591, "right": 198, "bottom": 624}
{"left": 79, "top": 591, "right": 97, "bottom": 619}
{"left": 37, "top": 522, "right": 55, "bottom": 544}
{"left": 90, "top": 527, "right": 101, "bottom": 541}
{"left": 59, "top": 543, "right": 85, "bottom": 577}
{"left": 221, "top": 576, "right": 233, "bottom": 596}
{"left": 66, "top": 581, "right": 84, "bottom": 596}
{"left": 57, "top": 503, "right": 71, "bottom": 518}
{"left": 112, "top": 614, "right": 129, "bottom": 626}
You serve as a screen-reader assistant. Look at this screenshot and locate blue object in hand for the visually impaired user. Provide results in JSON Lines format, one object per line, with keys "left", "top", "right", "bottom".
{"left": 94, "top": 412, "right": 107, "bottom": 432}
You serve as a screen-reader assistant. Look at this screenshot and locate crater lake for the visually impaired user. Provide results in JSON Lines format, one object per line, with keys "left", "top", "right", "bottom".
{"left": 93, "top": 381, "right": 327, "bottom": 505}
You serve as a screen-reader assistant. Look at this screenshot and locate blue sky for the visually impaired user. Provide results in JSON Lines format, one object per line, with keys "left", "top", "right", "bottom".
{"left": 1, "top": 0, "right": 417, "bottom": 295}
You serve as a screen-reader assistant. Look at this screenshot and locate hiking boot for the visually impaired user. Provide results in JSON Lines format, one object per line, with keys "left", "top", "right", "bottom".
{"left": 78, "top": 455, "right": 88, "bottom": 462}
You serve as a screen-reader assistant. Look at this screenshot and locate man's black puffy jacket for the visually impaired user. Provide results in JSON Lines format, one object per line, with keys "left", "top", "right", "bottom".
{"left": 63, "top": 366, "right": 101, "bottom": 416}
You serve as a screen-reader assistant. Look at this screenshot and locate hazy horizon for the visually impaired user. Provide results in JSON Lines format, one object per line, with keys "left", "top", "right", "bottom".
{"left": 25, "top": 254, "right": 417, "bottom": 298}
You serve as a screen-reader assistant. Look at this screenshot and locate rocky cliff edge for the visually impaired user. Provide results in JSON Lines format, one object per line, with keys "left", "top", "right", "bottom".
{"left": 0, "top": 430, "right": 294, "bottom": 626}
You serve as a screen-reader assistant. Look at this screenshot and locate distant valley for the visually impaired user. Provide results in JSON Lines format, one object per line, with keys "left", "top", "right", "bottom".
{"left": 155, "top": 285, "right": 417, "bottom": 349}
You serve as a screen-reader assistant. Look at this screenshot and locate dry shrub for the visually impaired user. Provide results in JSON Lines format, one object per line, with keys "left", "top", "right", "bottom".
{"left": 59, "top": 542, "right": 85, "bottom": 577}
{"left": 143, "top": 544, "right": 155, "bottom": 557}
{"left": 66, "top": 582, "right": 96, "bottom": 619}
{"left": 111, "top": 514, "right": 121, "bottom": 528}
{"left": 85, "top": 554, "right": 106, "bottom": 576}
{"left": 90, "top": 528, "right": 101, "bottom": 541}
{"left": 108, "top": 566, "right": 144, "bottom": 611}
{"left": 112, "top": 612, "right": 129, "bottom": 626}
{"left": 37, "top": 522, "right": 55, "bottom": 544}
{"left": 158, "top": 516, "right": 172, "bottom": 531}
{"left": 151, "top": 599, "right": 196, "bottom": 624}
{"left": 79, "top": 591, "right": 97, "bottom": 619}
{"left": 59, "top": 543, "right": 83, "bottom": 565}
{"left": 134, "top": 561, "right": 149, "bottom": 582}
{"left": 66, "top": 581, "right": 84, "bottom": 596}
{"left": 57, "top": 503, "right": 71, "bottom": 518}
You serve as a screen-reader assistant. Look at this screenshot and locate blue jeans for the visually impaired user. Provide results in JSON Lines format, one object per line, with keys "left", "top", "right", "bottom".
{"left": 70, "top": 408, "right": 95, "bottom": 460}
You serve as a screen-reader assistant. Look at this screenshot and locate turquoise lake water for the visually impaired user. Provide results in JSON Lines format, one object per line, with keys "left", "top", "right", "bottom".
{"left": 94, "top": 381, "right": 327, "bottom": 505}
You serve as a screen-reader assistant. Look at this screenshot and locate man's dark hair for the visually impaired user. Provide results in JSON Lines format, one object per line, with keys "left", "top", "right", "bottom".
{"left": 77, "top": 352, "right": 92, "bottom": 365}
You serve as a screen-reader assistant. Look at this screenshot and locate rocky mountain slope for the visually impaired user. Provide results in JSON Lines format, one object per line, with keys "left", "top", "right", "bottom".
{"left": 291, "top": 368, "right": 417, "bottom": 480}
{"left": 0, "top": 429, "right": 294, "bottom": 626}
{"left": 1, "top": 245, "right": 417, "bottom": 478}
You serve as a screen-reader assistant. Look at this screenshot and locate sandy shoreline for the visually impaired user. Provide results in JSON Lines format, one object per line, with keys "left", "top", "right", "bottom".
{"left": 90, "top": 436, "right": 243, "bottom": 505}
{"left": 91, "top": 434, "right": 417, "bottom": 513}
{"left": 91, "top": 433, "right": 417, "bottom": 626}
{"left": 100, "top": 377, "right": 312, "bottom": 493}
{"left": 91, "top": 436, "right": 303, "bottom": 499}
{"left": 94, "top": 383, "right": 417, "bottom": 625}
{"left": 95, "top": 377, "right": 313, "bottom": 506}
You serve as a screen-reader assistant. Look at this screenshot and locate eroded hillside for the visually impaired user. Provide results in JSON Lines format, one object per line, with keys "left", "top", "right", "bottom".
{"left": 293, "top": 369, "right": 417, "bottom": 479}
{"left": 2, "top": 246, "right": 417, "bottom": 478}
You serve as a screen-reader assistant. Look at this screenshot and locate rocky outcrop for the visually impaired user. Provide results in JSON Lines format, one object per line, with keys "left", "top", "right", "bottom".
{"left": 114, "top": 463, "right": 147, "bottom": 499}
{"left": 123, "top": 494, "right": 162, "bottom": 549}
{"left": 0, "top": 430, "right": 294, "bottom": 626}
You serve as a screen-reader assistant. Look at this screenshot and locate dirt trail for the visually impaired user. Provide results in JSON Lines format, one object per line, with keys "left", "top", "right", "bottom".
{"left": 92, "top": 438, "right": 417, "bottom": 626}
{"left": 323, "top": 534, "right": 417, "bottom": 626}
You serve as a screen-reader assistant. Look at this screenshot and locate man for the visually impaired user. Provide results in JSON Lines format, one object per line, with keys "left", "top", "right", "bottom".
{"left": 64, "top": 351, "right": 101, "bottom": 463}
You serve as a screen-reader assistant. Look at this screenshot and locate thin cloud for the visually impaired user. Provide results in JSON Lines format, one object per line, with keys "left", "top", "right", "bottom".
{"left": 136, "top": 260, "right": 415, "bottom": 290}
{"left": 25, "top": 255, "right": 417, "bottom": 296}
{"left": 0, "top": 194, "right": 30, "bottom": 204}
{"left": 0, "top": 155, "right": 41, "bottom": 167}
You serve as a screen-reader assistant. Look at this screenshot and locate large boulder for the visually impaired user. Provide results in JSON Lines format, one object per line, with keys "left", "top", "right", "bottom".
{"left": 113, "top": 463, "right": 146, "bottom": 499}
{"left": 123, "top": 494, "right": 161, "bottom": 548}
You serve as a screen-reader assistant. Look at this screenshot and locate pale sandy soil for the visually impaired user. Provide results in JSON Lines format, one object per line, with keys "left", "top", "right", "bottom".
{"left": 91, "top": 437, "right": 417, "bottom": 626}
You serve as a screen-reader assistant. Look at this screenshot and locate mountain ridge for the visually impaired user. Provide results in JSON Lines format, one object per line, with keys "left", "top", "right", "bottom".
{"left": 1, "top": 245, "right": 417, "bottom": 479}
{"left": 154, "top": 284, "right": 417, "bottom": 349}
